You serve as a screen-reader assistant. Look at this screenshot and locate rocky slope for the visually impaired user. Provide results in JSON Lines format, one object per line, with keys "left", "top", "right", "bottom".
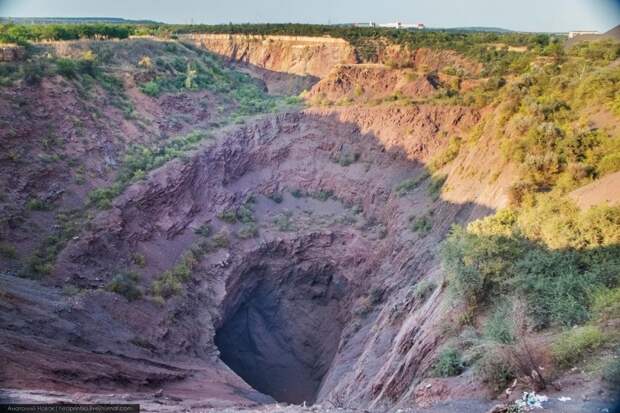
{"left": 1, "top": 108, "right": 490, "bottom": 408}
{"left": 182, "top": 34, "right": 356, "bottom": 95}
{"left": 0, "top": 35, "right": 618, "bottom": 413}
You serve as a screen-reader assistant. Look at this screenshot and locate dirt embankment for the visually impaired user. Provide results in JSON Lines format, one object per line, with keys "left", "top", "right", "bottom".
{"left": 307, "top": 63, "right": 482, "bottom": 104}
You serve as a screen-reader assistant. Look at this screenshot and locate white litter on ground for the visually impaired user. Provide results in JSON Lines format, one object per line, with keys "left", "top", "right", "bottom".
{"left": 515, "top": 392, "right": 549, "bottom": 410}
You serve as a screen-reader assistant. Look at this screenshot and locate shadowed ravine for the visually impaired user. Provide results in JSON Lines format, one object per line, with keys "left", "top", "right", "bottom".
{"left": 215, "top": 264, "right": 346, "bottom": 404}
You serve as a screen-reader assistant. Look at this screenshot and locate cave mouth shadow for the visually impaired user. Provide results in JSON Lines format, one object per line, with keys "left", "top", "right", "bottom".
{"left": 214, "top": 265, "right": 347, "bottom": 405}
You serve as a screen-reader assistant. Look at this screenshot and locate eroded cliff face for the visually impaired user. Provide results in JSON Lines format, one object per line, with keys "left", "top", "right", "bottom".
{"left": 181, "top": 34, "right": 356, "bottom": 95}
{"left": 182, "top": 34, "right": 356, "bottom": 79}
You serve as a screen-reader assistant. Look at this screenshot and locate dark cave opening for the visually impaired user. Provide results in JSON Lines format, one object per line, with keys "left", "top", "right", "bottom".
{"left": 214, "top": 267, "right": 346, "bottom": 405}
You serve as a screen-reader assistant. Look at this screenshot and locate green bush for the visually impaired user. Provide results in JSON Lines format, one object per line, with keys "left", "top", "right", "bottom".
{"left": 517, "top": 198, "right": 620, "bottom": 250}
{"left": 311, "top": 190, "right": 334, "bottom": 201}
{"left": 0, "top": 23, "right": 132, "bottom": 44}
{"left": 428, "top": 174, "right": 447, "bottom": 201}
{"left": 409, "top": 215, "right": 433, "bottom": 235}
{"left": 602, "top": 357, "right": 620, "bottom": 389}
{"left": 23, "top": 61, "right": 46, "bottom": 85}
{"left": 432, "top": 348, "right": 463, "bottom": 377}
{"left": 151, "top": 271, "right": 182, "bottom": 299}
{"left": 218, "top": 208, "right": 238, "bottom": 224}
{"left": 442, "top": 224, "right": 523, "bottom": 306}
{"left": 21, "top": 210, "right": 84, "bottom": 279}
{"left": 598, "top": 153, "right": 620, "bottom": 175}
{"left": 132, "top": 253, "right": 146, "bottom": 268}
{"left": 274, "top": 211, "right": 296, "bottom": 232}
{"left": 412, "top": 279, "right": 436, "bottom": 302}
{"left": 336, "top": 152, "right": 359, "bottom": 167}
{"left": 269, "top": 192, "right": 283, "bottom": 203}
{"left": 429, "top": 137, "right": 461, "bottom": 172}
{"left": 194, "top": 223, "right": 211, "bottom": 237}
{"left": 151, "top": 250, "right": 199, "bottom": 300}
{"left": 0, "top": 242, "right": 17, "bottom": 259}
{"left": 208, "top": 232, "right": 229, "bottom": 248}
{"left": 88, "top": 185, "right": 120, "bottom": 209}
{"left": 55, "top": 58, "right": 78, "bottom": 78}
{"left": 220, "top": 201, "right": 251, "bottom": 224}
{"left": 106, "top": 272, "right": 142, "bottom": 301}
{"left": 552, "top": 326, "right": 605, "bottom": 368}
{"left": 237, "top": 223, "right": 258, "bottom": 239}
{"left": 484, "top": 302, "right": 515, "bottom": 344}
{"left": 514, "top": 249, "right": 594, "bottom": 328}
{"left": 395, "top": 172, "right": 429, "bottom": 196}
{"left": 290, "top": 189, "right": 304, "bottom": 198}
{"left": 475, "top": 345, "right": 516, "bottom": 391}
{"left": 236, "top": 204, "right": 255, "bottom": 223}
{"left": 592, "top": 288, "right": 620, "bottom": 322}
{"left": 26, "top": 198, "right": 50, "bottom": 211}
{"left": 140, "top": 80, "right": 161, "bottom": 97}
{"left": 197, "top": 231, "right": 229, "bottom": 254}
{"left": 442, "top": 201, "right": 620, "bottom": 327}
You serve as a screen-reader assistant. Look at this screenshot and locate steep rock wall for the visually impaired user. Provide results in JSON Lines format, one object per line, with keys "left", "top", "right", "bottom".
{"left": 181, "top": 34, "right": 357, "bottom": 79}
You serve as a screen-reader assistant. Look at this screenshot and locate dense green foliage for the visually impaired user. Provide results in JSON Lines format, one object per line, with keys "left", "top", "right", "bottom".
{"left": 487, "top": 41, "right": 620, "bottom": 197}
{"left": 442, "top": 202, "right": 620, "bottom": 328}
{"left": 135, "top": 42, "right": 296, "bottom": 119}
{"left": 483, "top": 301, "right": 516, "bottom": 344}
{"left": 551, "top": 325, "right": 606, "bottom": 368}
{"left": 0, "top": 23, "right": 133, "bottom": 44}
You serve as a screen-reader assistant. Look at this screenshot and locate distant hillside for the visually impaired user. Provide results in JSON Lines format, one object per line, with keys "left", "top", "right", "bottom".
{"left": 0, "top": 17, "right": 161, "bottom": 25}
{"left": 442, "top": 26, "right": 514, "bottom": 33}
{"left": 565, "top": 24, "right": 620, "bottom": 47}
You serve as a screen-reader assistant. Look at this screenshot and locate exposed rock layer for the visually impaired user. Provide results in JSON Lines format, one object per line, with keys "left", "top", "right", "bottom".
{"left": 181, "top": 34, "right": 357, "bottom": 79}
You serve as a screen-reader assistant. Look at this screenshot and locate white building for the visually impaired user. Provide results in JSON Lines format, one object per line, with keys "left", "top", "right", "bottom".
{"left": 568, "top": 30, "right": 599, "bottom": 39}
{"left": 378, "top": 22, "right": 425, "bottom": 30}
{"left": 351, "top": 22, "right": 377, "bottom": 28}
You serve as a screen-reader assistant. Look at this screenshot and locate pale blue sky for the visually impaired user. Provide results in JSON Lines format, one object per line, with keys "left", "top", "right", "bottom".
{"left": 0, "top": 0, "right": 619, "bottom": 32}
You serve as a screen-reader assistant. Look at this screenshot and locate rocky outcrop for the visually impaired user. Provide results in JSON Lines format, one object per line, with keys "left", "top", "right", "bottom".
{"left": 0, "top": 44, "right": 25, "bottom": 62}
{"left": 307, "top": 63, "right": 440, "bottom": 103}
{"left": 307, "top": 105, "right": 481, "bottom": 163}
{"left": 378, "top": 45, "right": 483, "bottom": 76}
{"left": 182, "top": 34, "right": 357, "bottom": 79}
